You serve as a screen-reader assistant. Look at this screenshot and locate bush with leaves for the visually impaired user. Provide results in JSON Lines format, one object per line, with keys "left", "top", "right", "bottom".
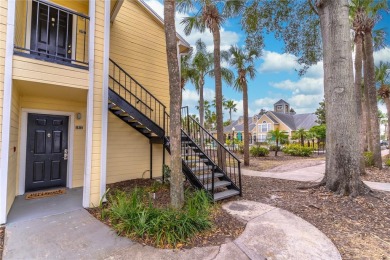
{"left": 282, "top": 144, "right": 314, "bottom": 157}
{"left": 106, "top": 188, "right": 212, "bottom": 248}
{"left": 363, "top": 152, "right": 374, "bottom": 167}
{"left": 250, "top": 146, "right": 269, "bottom": 157}
{"left": 268, "top": 145, "right": 281, "bottom": 151}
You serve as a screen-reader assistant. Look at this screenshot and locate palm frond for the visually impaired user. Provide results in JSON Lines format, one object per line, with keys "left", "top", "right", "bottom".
{"left": 181, "top": 15, "right": 205, "bottom": 35}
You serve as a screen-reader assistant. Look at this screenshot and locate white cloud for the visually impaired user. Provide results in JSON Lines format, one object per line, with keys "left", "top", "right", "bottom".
{"left": 259, "top": 51, "right": 299, "bottom": 73}
{"left": 253, "top": 98, "right": 279, "bottom": 110}
{"left": 374, "top": 47, "right": 390, "bottom": 65}
{"left": 287, "top": 94, "right": 323, "bottom": 113}
{"left": 270, "top": 77, "right": 323, "bottom": 95}
{"left": 143, "top": 0, "right": 240, "bottom": 51}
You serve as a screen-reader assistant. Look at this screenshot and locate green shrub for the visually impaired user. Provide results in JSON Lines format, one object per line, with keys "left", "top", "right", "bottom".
{"left": 282, "top": 144, "right": 314, "bottom": 157}
{"left": 385, "top": 158, "right": 390, "bottom": 167}
{"left": 250, "top": 146, "right": 269, "bottom": 157}
{"left": 107, "top": 188, "right": 212, "bottom": 247}
{"left": 363, "top": 151, "right": 374, "bottom": 167}
{"left": 268, "top": 145, "right": 281, "bottom": 151}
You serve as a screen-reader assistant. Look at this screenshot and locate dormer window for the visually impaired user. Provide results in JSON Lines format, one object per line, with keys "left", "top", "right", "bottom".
{"left": 276, "top": 105, "right": 283, "bottom": 110}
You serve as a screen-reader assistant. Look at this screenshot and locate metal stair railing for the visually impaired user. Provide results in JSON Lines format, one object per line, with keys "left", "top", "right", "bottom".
{"left": 180, "top": 106, "right": 242, "bottom": 195}
{"left": 109, "top": 59, "right": 166, "bottom": 134}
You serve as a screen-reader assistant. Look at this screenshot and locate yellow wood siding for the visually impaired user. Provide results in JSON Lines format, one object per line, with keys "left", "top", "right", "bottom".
{"left": 6, "top": 86, "right": 20, "bottom": 214}
{"left": 106, "top": 0, "right": 169, "bottom": 185}
{"left": 0, "top": 0, "right": 8, "bottom": 161}
{"left": 109, "top": 0, "right": 169, "bottom": 109}
{"left": 12, "top": 55, "right": 88, "bottom": 89}
{"left": 107, "top": 113, "right": 163, "bottom": 184}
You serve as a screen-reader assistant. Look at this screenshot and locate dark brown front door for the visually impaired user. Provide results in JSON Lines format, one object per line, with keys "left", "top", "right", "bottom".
{"left": 25, "top": 114, "right": 69, "bottom": 192}
{"left": 30, "top": 1, "right": 73, "bottom": 61}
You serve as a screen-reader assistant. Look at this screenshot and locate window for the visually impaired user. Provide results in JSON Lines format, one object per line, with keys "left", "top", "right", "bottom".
{"left": 259, "top": 121, "right": 272, "bottom": 133}
{"left": 276, "top": 105, "right": 283, "bottom": 110}
{"left": 258, "top": 134, "right": 267, "bottom": 142}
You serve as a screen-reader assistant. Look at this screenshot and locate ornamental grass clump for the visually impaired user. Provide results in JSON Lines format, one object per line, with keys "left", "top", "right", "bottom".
{"left": 107, "top": 188, "right": 212, "bottom": 248}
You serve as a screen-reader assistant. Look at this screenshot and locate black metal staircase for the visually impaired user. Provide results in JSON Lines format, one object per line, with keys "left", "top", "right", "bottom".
{"left": 108, "top": 59, "right": 242, "bottom": 201}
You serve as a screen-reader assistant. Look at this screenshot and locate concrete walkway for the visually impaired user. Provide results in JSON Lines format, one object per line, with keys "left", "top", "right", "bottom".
{"left": 242, "top": 161, "right": 390, "bottom": 192}
{"left": 3, "top": 200, "right": 341, "bottom": 260}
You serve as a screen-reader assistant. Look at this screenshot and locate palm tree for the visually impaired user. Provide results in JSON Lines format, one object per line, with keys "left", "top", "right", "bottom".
{"left": 177, "top": 0, "right": 244, "bottom": 146}
{"left": 268, "top": 129, "right": 288, "bottom": 156}
{"left": 191, "top": 39, "right": 233, "bottom": 127}
{"left": 228, "top": 45, "right": 259, "bottom": 166}
{"left": 163, "top": 0, "right": 184, "bottom": 208}
{"left": 376, "top": 61, "right": 390, "bottom": 142}
{"left": 355, "top": 0, "right": 388, "bottom": 168}
{"left": 180, "top": 49, "right": 194, "bottom": 90}
{"left": 294, "top": 128, "right": 306, "bottom": 147}
{"left": 224, "top": 100, "right": 237, "bottom": 122}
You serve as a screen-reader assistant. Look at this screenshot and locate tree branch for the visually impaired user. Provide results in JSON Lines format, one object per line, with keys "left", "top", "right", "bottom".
{"left": 308, "top": 0, "right": 319, "bottom": 16}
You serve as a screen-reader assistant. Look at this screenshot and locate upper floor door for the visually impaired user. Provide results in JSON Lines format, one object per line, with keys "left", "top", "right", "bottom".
{"left": 30, "top": 1, "right": 73, "bottom": 62}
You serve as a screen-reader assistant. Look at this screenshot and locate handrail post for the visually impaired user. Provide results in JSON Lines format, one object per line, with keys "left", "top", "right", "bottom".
{"left": 211, "top": 165, "right": 215, "bottom": 196}
{"left": 238, "top": 161, "right": 242, "bottom": 196}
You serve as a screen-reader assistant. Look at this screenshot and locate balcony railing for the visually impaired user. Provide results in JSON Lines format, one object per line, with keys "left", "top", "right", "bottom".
{"left": 14, "top": 0, "right": 89, "bottom": 69}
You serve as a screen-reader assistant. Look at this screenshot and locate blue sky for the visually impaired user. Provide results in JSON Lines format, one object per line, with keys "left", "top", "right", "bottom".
{"left": 144, "top": 0, "right": 390, "bottom": 120}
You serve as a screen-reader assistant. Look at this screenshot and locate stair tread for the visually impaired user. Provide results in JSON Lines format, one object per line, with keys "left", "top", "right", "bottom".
{"left": 204, "top": 180, "right": 231, "bottom": 190}
{"left": 191, "top": 166, "right": 213, "bottom": 172}
{"left": 198, "top": 172, "right": 224, "bottom": 179}
{"left": 213, "top": 189, "right": 240, "bottom": 201}
{"left": 185, "top": 159, "right": 208, "bottom": 163}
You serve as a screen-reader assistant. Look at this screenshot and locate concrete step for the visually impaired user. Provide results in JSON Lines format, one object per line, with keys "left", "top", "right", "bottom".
{"left": 213, "top": 189, "right": 240, "bottom": 201}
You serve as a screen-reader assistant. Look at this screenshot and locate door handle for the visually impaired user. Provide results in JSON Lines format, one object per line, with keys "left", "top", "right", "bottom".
{"left": 63, "top": 149, "right": 68, "bottom": 160}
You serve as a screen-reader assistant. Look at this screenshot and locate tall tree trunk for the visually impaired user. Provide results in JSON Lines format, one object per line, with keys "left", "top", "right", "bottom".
{"left": 364, "top": 31, "right": 382, "bottom": 169}
{"left": 243, "top": 82, "right": 249, "bottom": 166}
{"left": 316, "top": 0, "right": 368, "bottom": 196}
{"left": 211, "top": 20, "right": 225, "bottom": 169}
{"left": 229, "top": 109, "right": 232, "bottom": 122}
{"left": 275, "top": 139, "right": 278, "bottom": 157}
{"left": 385, "top": 98, "right": 390, "bottom": 143}
{"left": 363, "top": 47, "right": 373, "bottom": 153}
{"left": 199, "top": 77, "right": 205, "bottom": 127}
{"left": 164, "top": 0, "right": 184, "bottom": 208}
{"left": 361, "top": 90, "right": 368, "bottom": 151}
{"left": 354, "top": 33, "right": 366, "bottom": 174}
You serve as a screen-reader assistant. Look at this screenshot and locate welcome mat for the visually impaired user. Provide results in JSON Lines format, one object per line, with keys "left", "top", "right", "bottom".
{"left": 25, "top": 188, "right": 66, "bottom": 200}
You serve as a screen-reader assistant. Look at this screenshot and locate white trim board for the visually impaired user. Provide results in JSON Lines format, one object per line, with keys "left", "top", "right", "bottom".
{"left": 0, "top": 0, "right": 16, "bottom": 225}
{"left": 83, "top": 0, "right": 96, "bottom": 208}
{"left": 100, "top": 0, "right": 110, "bottom": 200}
{"left": 18, "top": 109, "right": 75, "bottom": 195}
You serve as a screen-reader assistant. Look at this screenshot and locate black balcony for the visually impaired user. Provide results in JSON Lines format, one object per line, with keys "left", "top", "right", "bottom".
{"left": 14, "top": 0, "right": 89, "bottom": 69}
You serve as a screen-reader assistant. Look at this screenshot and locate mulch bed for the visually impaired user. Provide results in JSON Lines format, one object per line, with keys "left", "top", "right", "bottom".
{"left": 231, "top": 176, "right": 390, "bottom": 260}
{"left": 0, "top": 226, "right": 4, "bottom": 260}
{"left": 237, "top": 152, "right": 326, "bottom": 172}
{"left": 87, "top": 179, "right": 245, "bottom": 249}
{"left": 363, "top": 167, "right": 390, "bottom": 183}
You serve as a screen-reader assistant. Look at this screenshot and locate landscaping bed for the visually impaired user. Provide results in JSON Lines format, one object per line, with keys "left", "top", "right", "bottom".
{"left": 363, "top": 167, "right": 390, "bottom": 183}
{"left": 236, "top": 176, "right": 390, "bottom": 260}
{"left": 238, "top": 152, "right": 325, "bottom": 172}
{"left": 88, "top": 179, "right": 245, "bottom": 249}
{"left": 0, "top": 226, "right": 4, "bottom": 260}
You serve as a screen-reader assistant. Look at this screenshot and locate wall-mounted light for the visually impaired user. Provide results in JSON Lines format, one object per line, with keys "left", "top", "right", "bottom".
{"left": 77, "top": 113, "right": 82, "bottom": 120}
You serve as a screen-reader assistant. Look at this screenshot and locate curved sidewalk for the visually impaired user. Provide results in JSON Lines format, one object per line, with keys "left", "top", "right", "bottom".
{"left": 242, "top": 161, "right": 390, "bottom": 192}
{"left": 3, "top": 200, "right": 341, "bottom": 260}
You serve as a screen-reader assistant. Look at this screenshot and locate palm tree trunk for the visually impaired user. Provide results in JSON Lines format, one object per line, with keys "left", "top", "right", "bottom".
{"left": 317, "top": 0, "right": 367, "bottom": 196}
{"left": 275, "top": 139, "right": 278, "bottom": 157}
{"left": 229, "top": 109, "right": 232, "bottom": 122}
{"left": 243, "top": 82, "right": 249, "bottom": 166}
{"left": 199, "top": 78, "right": 204, "bottom": 127}
{"left": 163, "top": 0, "right": 184, "bottom": 208}
{"left": 354, "top": 33, "right": 366, "bottom": 174}
{"left": 364, "top": 31, "right": 382, "bottom": 169}
{"left": 361, "top": 92, "right": 368, "bottom": 151}
{"left": 211, "top": 20, "right": 225, "bottom": 169}
{"left": 385, "top": 98, "right": 390, "bottom": 144}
